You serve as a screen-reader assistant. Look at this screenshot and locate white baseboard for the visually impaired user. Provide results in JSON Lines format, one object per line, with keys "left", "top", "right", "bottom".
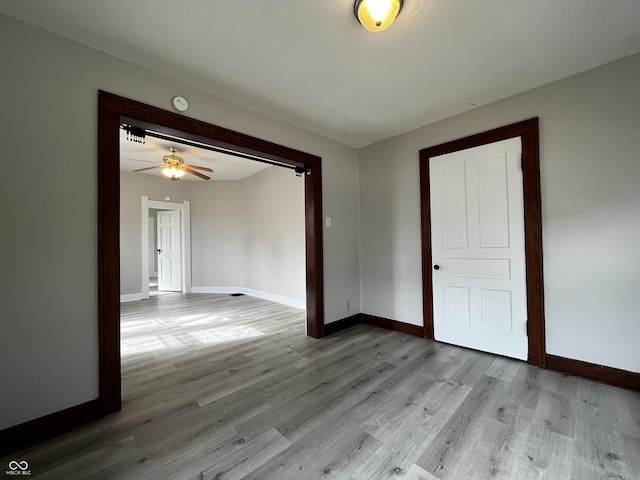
{"left": 126, "top": 286, "right": 305, "bottom": 309}
{"left": 241, "top": 288, "right": 306, "bottom": 310}
{"left": 191, "top": 286, "right": 305, "bottom": 310}
{"left": 191, "top": 286, "right": 242, "bottom": 294}
{"left": 120, "top": 293, "right": 143, "bottom": 303}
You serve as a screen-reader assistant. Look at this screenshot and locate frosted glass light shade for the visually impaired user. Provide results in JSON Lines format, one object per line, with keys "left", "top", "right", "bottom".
{"left": 162, "top": 166, "right": 186, "bottom": 179}
{"left": 354, "top": 0, "right": 403, "bottom": 32}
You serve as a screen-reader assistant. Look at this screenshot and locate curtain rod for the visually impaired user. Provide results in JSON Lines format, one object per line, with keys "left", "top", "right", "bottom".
{"left": 120, "top": 123, "right": 297, "bottom": 171}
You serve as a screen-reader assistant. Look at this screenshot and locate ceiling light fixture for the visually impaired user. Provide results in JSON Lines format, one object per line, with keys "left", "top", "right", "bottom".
{"left": 133, "top": 146, "right": 213, "bottom": 181}
{"left": 354, "top": 0, "right": 403, "bottom": 32}
{"left": 162, "top": 165, "right": 186, "bottom": 180}
{"left": 162, "top": 147, "right": 187, "bottom": 181}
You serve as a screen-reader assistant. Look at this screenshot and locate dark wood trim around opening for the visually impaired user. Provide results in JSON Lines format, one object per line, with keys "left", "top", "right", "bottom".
{"left": 419, "top": 118, "right": 546, "bottom": 368}
{"left": 98, "top": 91, "right": 324, "bottom": 416}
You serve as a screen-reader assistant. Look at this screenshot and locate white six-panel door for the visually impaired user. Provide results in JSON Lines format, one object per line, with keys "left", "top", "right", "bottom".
{"left": 429, "top": 137, "right": 528, "bottom": 360}
{"left": 157, "top": 210, "right": 182, "bottom": 292}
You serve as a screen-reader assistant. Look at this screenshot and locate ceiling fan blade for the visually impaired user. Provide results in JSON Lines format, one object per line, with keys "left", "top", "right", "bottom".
{"left": 133, "top": 165, "right": 163, "bottom": 172}
{"left": 126, "top": 158, "right": 156, "bottom": 163}
{"left": 185, "top": 166, "right": 210, "bottom": 180}
{"left": 188, "top": 164, "right": 214, "bottom": 172}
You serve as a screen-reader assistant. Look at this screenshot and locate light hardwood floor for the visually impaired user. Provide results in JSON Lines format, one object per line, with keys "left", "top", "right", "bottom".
{"left": 3, "top": 293, "right": 639, "bottom": 479}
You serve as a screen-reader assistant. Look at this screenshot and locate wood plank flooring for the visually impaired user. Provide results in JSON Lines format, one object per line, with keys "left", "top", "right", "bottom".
{"left": 3, "top": 293, "right": 639, "bottom": 479}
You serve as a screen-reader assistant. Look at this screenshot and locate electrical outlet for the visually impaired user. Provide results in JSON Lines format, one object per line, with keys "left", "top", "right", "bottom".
{"left": 346, "top": 300, "right": 351, "bottom": 311}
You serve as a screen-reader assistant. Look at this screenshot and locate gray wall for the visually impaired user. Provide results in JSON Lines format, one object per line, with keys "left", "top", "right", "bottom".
{"left": 359, "top": 53, "right": 640, "bottom": 373}
{"left": 241, "top": 166, "right": 305, "bottom": 301}
{"left": 190, "top": 181, "right": 244, "bottom": 290}
{"left": 0, "top": 15, "right": 360, "bottom": 430}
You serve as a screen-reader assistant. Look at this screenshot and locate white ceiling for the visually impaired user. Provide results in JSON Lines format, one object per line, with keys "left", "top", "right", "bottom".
{"left": 120, "top": 129, "right": 271, "bottom": 181}
{"left": 2, "top": 1, "right": 640, "bottom": 148}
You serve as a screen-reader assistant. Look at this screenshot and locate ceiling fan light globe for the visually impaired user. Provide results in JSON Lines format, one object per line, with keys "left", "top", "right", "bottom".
{"left": 162, "top": 166, "right": 186, "bottom": 178}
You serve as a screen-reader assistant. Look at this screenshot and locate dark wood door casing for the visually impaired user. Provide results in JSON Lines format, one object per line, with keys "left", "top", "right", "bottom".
{"left": 98, "top": 91, "right": 324, "bottom": 414}
{"left": 419, "top": 118, "right": 546, "bottom": 367}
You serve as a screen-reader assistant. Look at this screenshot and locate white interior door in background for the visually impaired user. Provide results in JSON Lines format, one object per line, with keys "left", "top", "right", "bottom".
{"left": 429, "top": 137, "right": 528, "bottom": 360}
{"left": 148, "top": 216, "right": 157, "bottom": 277}
{"left": 157, "top": 210, "right": 182, "bottom": 292}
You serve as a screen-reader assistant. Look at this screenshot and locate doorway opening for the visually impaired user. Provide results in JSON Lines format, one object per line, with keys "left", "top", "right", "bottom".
{"left": 141, "top": 199, "right": 191, "bottom": 299}
{"left": 419, "top": 118, "right": 545, "bottom": 367}
{"left": 99, "top": 91, "right": 324, "bottom": 415}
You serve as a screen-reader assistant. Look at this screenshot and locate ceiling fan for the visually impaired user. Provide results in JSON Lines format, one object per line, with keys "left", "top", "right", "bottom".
{"left": 133, "top": 147, "right": 213, "bottom": 181}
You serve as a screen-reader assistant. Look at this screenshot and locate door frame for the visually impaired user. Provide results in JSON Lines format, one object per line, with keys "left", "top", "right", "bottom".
{"left": 419, "top": 118, "right": 546, "bottom": 367}
{"left": 98, "top": 91, "right": 324, "bottom": 415}
{"left": 141, "top": 198, "right": 191, "bottom": 298}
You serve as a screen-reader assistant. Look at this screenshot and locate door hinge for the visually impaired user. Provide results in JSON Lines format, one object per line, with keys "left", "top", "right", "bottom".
{"left": 519, "top": 153, "right": 524, "bottom": 171}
